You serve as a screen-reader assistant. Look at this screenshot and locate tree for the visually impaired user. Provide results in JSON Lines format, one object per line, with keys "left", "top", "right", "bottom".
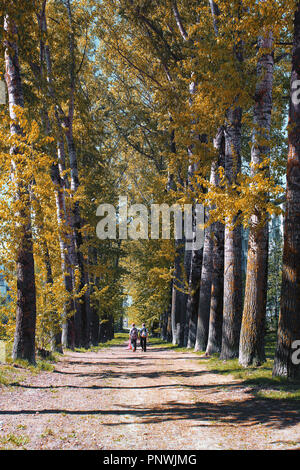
{"left": 4, "top": 13, "right": 37, "bottom": 363}
{"left": 219, "top": 107, "right": 243, "bottom": 360}
{"left": 206, "top": 128, "right": 225, "bottom": 355}
{"left": 194, "top": 206, "right": 213, "bottom": 351}
{"left": 239, "top": 32, "right": 274, "bottom": 367}
{"left": 273, "top": 2, "right": 300, "bottom": 379}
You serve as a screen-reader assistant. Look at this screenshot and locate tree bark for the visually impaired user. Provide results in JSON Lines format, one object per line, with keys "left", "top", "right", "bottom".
{"left": 167, "top": 132, "right": 188, "bottom": 346}
{"left": 186, "top": 245, "right": 203, "bottom": 348}
{"left": 31, "top": 187, "right": 63, "bottom": 353}
{"left": 206, "top": 129, "right": 225, "bottom": 355}
{"left": 273, "top": 3, "right": 300, "bottom": 379}
{"left": 171, "top": 237, "right": 187, "bottom": 345}
{"left": 88, "top": 247, "right": 99, "bottom": 346}
{"left": 240, "top": 32, "right": 274, "bottom": 367}
{"left": 64, "top": 0, "right": 90, "bottom": 348}
{"left": 220, "top": 107, "right": 243, "bottom": 360}
{"left": 194, "top": 206, "right": 213, "bottom": 351}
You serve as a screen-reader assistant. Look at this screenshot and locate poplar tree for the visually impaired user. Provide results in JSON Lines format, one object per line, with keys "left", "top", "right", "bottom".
{"left": 273, "top": 2, "right": 300, "bottom": 379}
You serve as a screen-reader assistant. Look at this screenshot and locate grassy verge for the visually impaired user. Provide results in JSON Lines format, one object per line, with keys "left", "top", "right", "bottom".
{"left": 0, "top": 343, "right": 60, "bottom": 386}
{"left": 0, "top": 364, "right": 24, "bottom": 386}
{"left": 6, "top": 355, "right": 58, "bottom": 373}
{"left": 147, "top": 337, "right": 176, "bottom": 349}
{"left": 199, "top": 333, "right": 300, "bottom": 401}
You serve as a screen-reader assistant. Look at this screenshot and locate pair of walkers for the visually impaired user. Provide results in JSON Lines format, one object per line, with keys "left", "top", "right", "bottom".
{"left": 129, "top": 323, "right": 148, "bottom": 352}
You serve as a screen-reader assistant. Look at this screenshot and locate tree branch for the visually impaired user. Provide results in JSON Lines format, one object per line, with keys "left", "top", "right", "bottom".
{"left": 171, "top": 0, "right": 189, "bottom": 41}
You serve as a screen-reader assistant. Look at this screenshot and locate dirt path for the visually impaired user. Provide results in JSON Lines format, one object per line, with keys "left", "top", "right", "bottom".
{"left": 0, "top": 342, "right": 299, "bottom": 450}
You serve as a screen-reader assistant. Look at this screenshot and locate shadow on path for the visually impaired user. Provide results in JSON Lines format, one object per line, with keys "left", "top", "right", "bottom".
{"left": 0, "top": 397, "right": 299, "bottom": 430}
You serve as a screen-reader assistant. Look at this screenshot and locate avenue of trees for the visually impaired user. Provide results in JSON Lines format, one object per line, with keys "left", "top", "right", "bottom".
{"left": 0, "top": 0, "right": 299, "bottom": 380}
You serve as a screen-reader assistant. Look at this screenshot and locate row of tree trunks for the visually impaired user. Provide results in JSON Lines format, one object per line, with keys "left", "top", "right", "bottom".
{"left": 39, "top": 1, "right": 90, "bottom": 349}
{"left": 35, "top": 2, "right": 77, "bottom": 350}
{"left": 169, "top": 0, "right": 270, "bottom": 366}
{"left": 170, "top": 112, "right": 243, "bottom": 357}
{"left": 169, "top": 6, "right": 204, "bottom": 349}
{"left": 192, "top": 1, "right": 220, "bottom": 353}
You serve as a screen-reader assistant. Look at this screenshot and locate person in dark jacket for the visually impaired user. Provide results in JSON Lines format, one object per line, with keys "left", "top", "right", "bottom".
{"left": 129, "top": 323, "right": 138, "bottom": 352}
{"left": 139, "top": 323, "right": 148, "bottom": 352}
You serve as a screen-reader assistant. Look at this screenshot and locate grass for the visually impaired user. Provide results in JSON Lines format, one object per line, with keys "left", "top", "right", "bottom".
{"left": 0, "top": 344, "right": 59, "bottom": 387}
{"left": 147, "top": 337, "right": 176, "bottom": 349}
{"left": 0, "top": 433, "right": 29, "bottom": 449}
{"left": 5, "top": 353, "right": 58, "bottom": 373}
{"left": 0, "top": 358, "right": 56, "bottom": 388}
{"left": 0, "top": 364, "right": 23, "bottom": 386}
{"left": 201, "top": 333, "right": 300, "bottom": 401}
{"left": 40, "top": 428, "right": 55, "bottom": 438}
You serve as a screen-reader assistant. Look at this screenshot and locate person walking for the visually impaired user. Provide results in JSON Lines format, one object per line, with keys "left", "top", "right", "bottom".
{"left": 129, "top": 323, "right": 138, "bottom": 352}
{"left": 139, "top": 323, "right": 148, "bottom": 352}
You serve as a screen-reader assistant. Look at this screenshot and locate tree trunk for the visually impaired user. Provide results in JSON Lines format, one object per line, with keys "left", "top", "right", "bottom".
{"left": 44, "top": 246, "right": 62, "bottom": 354}
{"left": 64, "top": 0, "right": 90, "bottom": 348}
{"left": 183, "top": 246, "right": 192, "bottom": 346}
{"left": 4, "top": 16, "right": 37, "bottom": 364}
{"left": 38, "top": 3, "right": 85, "bottom": 349}
{"left": 35, "top": 199, "right": 63, "bottom": 353}
{"left": 51, "top": 162, "right": 76, "bottom": 349}
{"left": 206, "top": 218, "right": 224, "bottom": 355}
{"left": 185, "top": 139, "right": 206, "bottom": 349}
{"left": 186, "top": 246, "right": 203, "bottom": 348}
{"left": 194, "top": 206, "right": 213, "bottom": 351}
{"left": 90, "top": 248, "right": 101, "bottom": 346}
{"left": 240, "top": 32, "right": 274, "bottom": 367}
{"left": 167, "top": 134, "right": 187, "bottom": 346}
{"left": 171, "top": 1, "right": 205, "bottom": 350}
{"left": 273, "top": 4, "right": 300, "bottom": 379}
{"left": 220, "top": 107, "right": 243, "bottom": 360}
{"left": 171, "top": 238, "right": 187, "bottom": 345}
{"left": 160, "top": 304, "right": 171, "bottom": 341}
{"left": 206, "top": 130, "right": 225, "bottom": 356}
{"left": 166, "top": 290, "right": 173, "bottom": 342}
{"left": 90, "top": 309, "right": 100, "bottom": 346}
